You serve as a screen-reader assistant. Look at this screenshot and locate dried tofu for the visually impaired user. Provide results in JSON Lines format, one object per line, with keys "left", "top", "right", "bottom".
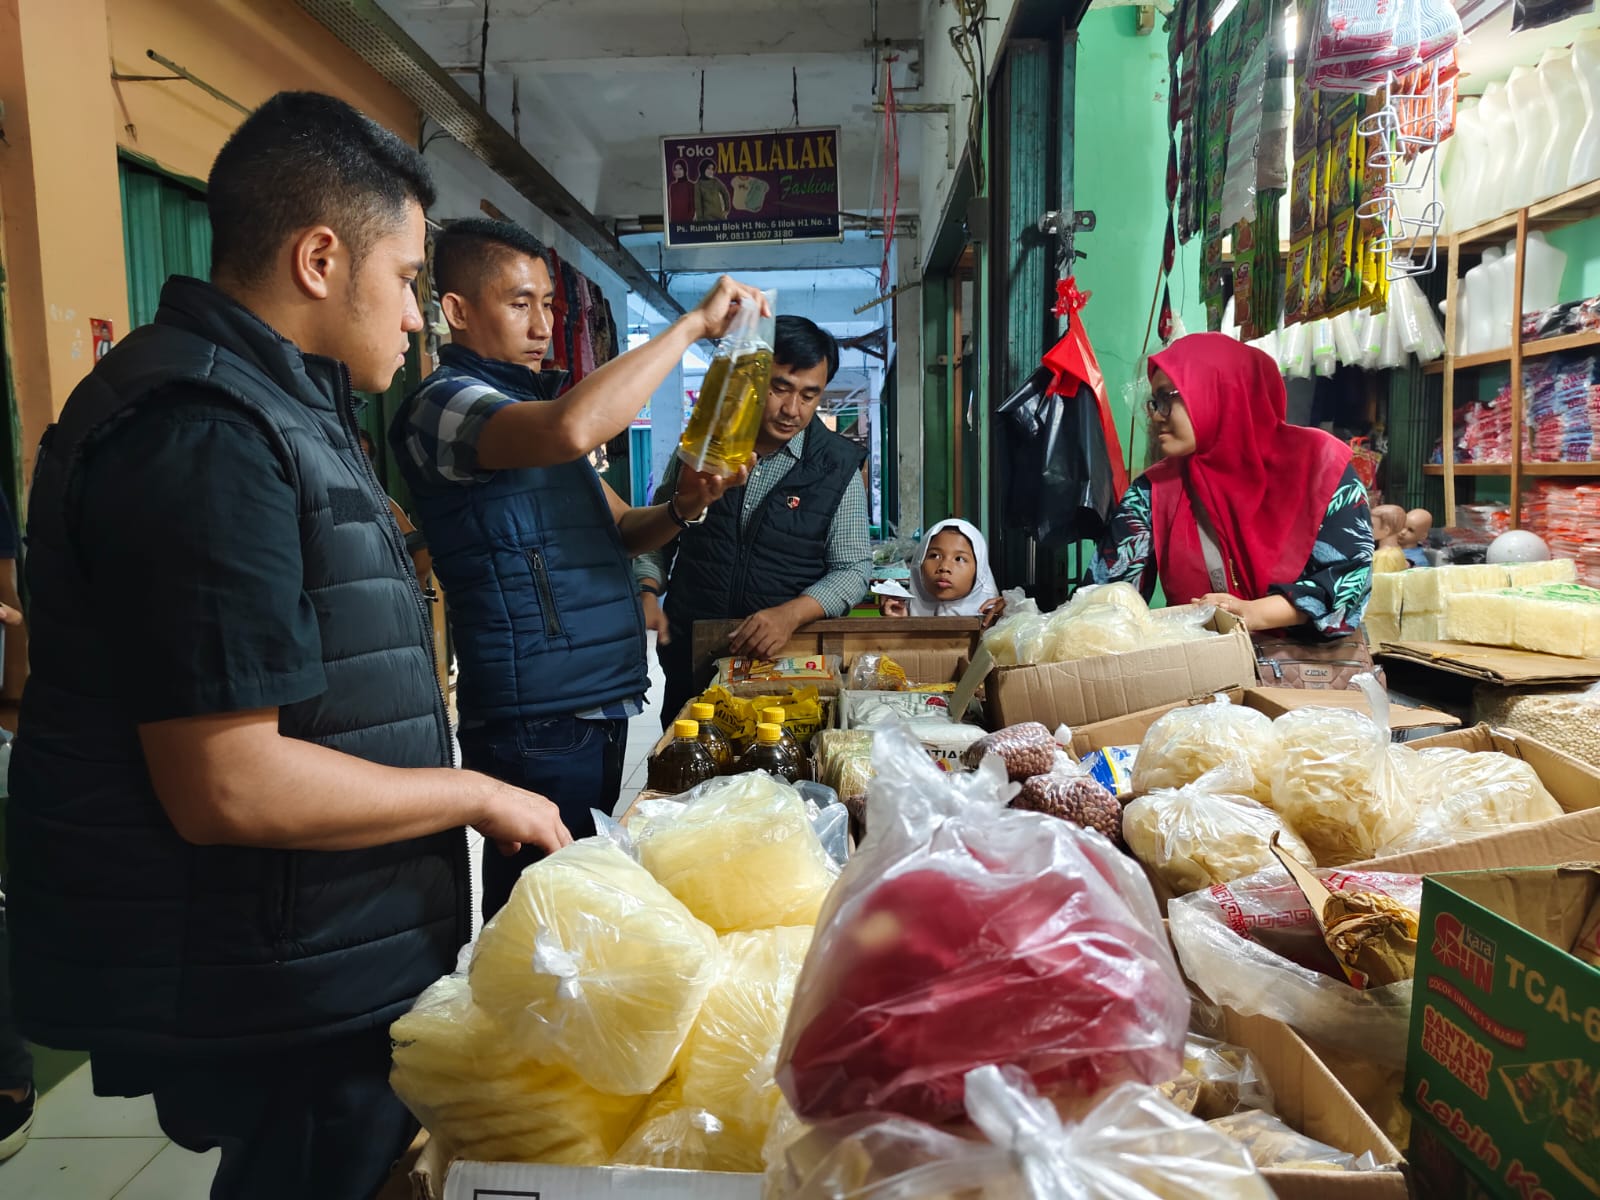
{"left": 681, "top": 927, "right": 814, "bottom": 1133}
{"left": 469, "top": 839, "right": 719, "bottom": 1096}
{"left": 635, "top": 772, "right": 837, "bottom": 933}
{"left": 1270, "top": 707, "right": 1416, "bottom": 866}
{"left": 1365, "top": 614, "right": 1401, "bottom": 647}
{"left": 1399, "top": 612, "right": 1445, "bottom": 642}
{"left": 1132, "top": 697, "right": 1280, "bottom": 804}
{"left": 1442, "top": 584, "right": 1600, "bottom": 658}
{"left": 1444, "top": 591, "right": 1517, "bottom": 647}
{"left": 390, "top": 976, "right": 647, "bottom": 1165}
{"left": 1506, "top": 558, "right": 1578, "bottom": 587}
{"left": 1368, "top": 573, "right": 1403, "bottom": 617}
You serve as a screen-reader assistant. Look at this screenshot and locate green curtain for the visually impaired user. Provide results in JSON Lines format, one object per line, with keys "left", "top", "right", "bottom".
{"left": 118, "top": 158, "right": 212, "bottom": 330}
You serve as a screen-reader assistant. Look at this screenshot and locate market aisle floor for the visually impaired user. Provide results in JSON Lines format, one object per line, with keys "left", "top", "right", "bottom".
{"left": 1, "top": 638, "right": 669, "bottom": 1199}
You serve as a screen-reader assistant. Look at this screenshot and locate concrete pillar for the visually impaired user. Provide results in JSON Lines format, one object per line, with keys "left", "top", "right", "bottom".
{"left": 894, "top": 234, "right": 923, "bottom": 540}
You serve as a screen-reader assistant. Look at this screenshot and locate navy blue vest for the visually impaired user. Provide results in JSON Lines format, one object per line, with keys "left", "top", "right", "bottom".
{"left": 665, "top": 421, "right": 867, "bottom": 628}
{"left": 8, "top": 277, "right": 466, "bottom": 1058}
{"left": 392, "top": 344, "right": 648, "bottom": 723}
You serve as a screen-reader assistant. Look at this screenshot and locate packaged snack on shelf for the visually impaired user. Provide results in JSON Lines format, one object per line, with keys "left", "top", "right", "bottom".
{"left": 714, "top": 656, "right": 841, "bottom": 693}
{"left": 776, "top": 725, "right": 1187, "bottom": 1124}
{"left": 1209, "top": 1109, "right": 1370, "bottom": 1171}
{"left": 1082, "top": 745, "right": 1139, "bottom": 796}
{"left": 845, "top": 652, "right": 910, "bottom": 692}
{"left": 840, "top": 689, "right": 954, "bottom": 729}
{"left": 1132, "top": 693, "right": 1279, "bottom": 804}
{"left": 632, "top": 772, "right": 838, "bottom": 935}
{"left": 1124, "top": 764, "right": 1318, "bottom": 896}
{"left": 469, "top": 839, "right": 719, "bottom": 1096}
{"left": 391, "top": 975, "right": 649, "bottom": 1165}
{"left": 704, "top": 685, "right": 827, "bottom": 750}
{"left": 1168, "top": 865, "right": 1421, "bottom": 1065}
{"left": 765, "top": 1068, "right": 1274, "bottom": 1200}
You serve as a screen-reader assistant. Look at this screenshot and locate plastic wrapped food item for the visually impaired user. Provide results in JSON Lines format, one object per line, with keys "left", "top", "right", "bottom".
{"left": 981, "top": 589, "right": 1047, "bottom": 666}
{"left": 390, "top": 975, "right": 648, "bottom": 1164}
{"left": 1015, "top": 771, "right": 1123, "bottom": 844}
{"left": 1123, "top": 765, "right": 1317, "bottom": 896}
{"left": 714, "top": 656, "right": 841, "bottom": 690}
{"left": 847, "top": 653, "right": 911, "bottom": 692}
{"left": 469, "top": 839, "right": 719, "bottom": 1096}
{"left": 843, "top": 690, "right": 955, "bottom": 728}
{"left": 613, "top": 1080, "right": 764, "bottom": 1173}
{"left": 1209, "top": 1111, "right": 1368, "bottom": 1171}
{"left": 766, "top": 1068, "right": 1274, "bottom": 1200}
{"left": 1382, "top": 745, "right": 1562, "bottom": 854}
{"left": 1269, "top": 675, "right": 1416, "bottom": 866}
{"left": 961, "top": 721, "right": 1062, "bottom": 781}
{"left": 980, "top": 586, "right": 1218, "bottom": 667}
{"left": 1131, "top": 696, "right": 1280, "bottom": 805}
{"left": 681, "top": 926, "right": 813, "bottom": 1135}
{"left": 1168, "top": 866, "right": 1421, "bottom": 1065}
{"left": 1044, "top": 600, "right": 1150, "bottom": 660}
{"left": 1165, "top": 1035, "right": 1276, "bottom": 1119}
{"left": 633, "top": 772, "right": 837, "bottom": 934}
{"left": 777, "top": 726, "right": 1187, "bottom": 1124}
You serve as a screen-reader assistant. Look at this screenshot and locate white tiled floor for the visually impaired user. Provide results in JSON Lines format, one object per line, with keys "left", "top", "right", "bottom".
{"left": 1, "top": 642, "right": 670, "bottom": 1199}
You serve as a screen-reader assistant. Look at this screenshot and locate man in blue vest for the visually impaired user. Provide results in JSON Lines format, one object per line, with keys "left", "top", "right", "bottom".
{"left": 390, "top": 219, "right": 762, "bottom": 920}
{"left": 636, "top": 317, "right": 873, "bottom": 725}
{"left": 6, "top": 93, "right": 571, "bottom": 1200}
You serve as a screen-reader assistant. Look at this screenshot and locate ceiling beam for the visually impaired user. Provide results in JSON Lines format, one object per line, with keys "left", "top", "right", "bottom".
{"left": 291, "top": 0, "right": 685, "bottom": 321}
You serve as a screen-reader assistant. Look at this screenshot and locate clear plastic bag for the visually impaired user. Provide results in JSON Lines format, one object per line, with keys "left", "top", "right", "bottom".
{"left": 633, "top": 771, "right": 838, "bottom": 933}
{"left": 1359, "top": 309, "right": 1388, "bottom": 369}
{"left": 961, "top": 721, "right": 1065, "bottom": 781}
{"left": 1331, "top": 310, "right": 1364, "bottom": 367}
{"left": 1381, "top": 745, "right": 1563, "bottom": 854}
{"left": 980, "top": 588, "right": 1046, "bottom": 666}
{"left": 796, "top": 783, "right": 852, "bottom": 869}
{"left": 776, "top": 725, "right": 1187, "bottom": 1124}
{"left": 468, "top": 838, "right": 720, "bottom": 1096}
{"left": 1268, "top": 675, "right": 1417, "bottom": 866}
{"left": 681, "top": 926, "right": 814, "bottom": 1135}
{"left": 1395, "top": 276, "right": 1446, "bottom": 363}
{"left": 1131, "top": 695, "right": 1280, "bottom": 804}
{"left": 1209, "top": 1110, "right": 1370, "bottom": 1171}
{"left": 1311, "top": 319, "right": 1339, "bottom": 377}
{"left": 766, "top": 1068, "right": 1275, "bottom": 1200}
{"left": 614, "top": 1080, "right": 764, "bottom": 1172}
{"left": 1168, "top": 866, "right": 1421, "bottom": 1066}
{"left": 848, "top": 653, "right": 910, "bottom": 692}
{"left": 1123, "top": 764, "right": 1319, "bottom": 896}
{"left": 1280, "top": 323, "right": 1312, "bottom": 379}
{"left": 390, "top": 974, "right": 649, "bottom": 1165}
{"left": 1161, "top": 1035, "right": 1277, "bottom": 1119}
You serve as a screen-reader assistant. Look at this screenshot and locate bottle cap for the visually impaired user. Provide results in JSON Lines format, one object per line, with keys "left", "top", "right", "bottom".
{"left": 674, "top": 719, "right": 700, "bottom": 739}
{"left": 761, "top": 707, "right": 786, "bottom": 725}
{"left": 691, "top": 703, "right": 716, "bottom": 722}
{"left": 755, "top": 722, "right": 783, "bottom": 744}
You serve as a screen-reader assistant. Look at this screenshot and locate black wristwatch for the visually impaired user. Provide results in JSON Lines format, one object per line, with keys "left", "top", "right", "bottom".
{"left": 667, "top": 496, "right": 708, "bottom": 530}
{"left": 640, "top": 583, "right": 662, "bottom": 597}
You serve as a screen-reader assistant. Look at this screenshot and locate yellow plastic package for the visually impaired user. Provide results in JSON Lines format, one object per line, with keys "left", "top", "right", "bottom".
{"left": 682, "top": 926, "right": 814, "bottom": 1133}
{"left": 390, "top": 976, "right": 647, "bottom": 1165}
{"left": 634, "top": 772, "right": 837, "bottom": 933}
{"left": 613, "top": 1079, "right": 764, "bottom": 1173}
{"left": 1131, "top": 696, "right": 1280, "bottom": 805}
{"left": 469, "top": 839, "right": 720, "bottom": 1096}
{"left": 1269, "top": 677, "right": 1416, "bottom": 866}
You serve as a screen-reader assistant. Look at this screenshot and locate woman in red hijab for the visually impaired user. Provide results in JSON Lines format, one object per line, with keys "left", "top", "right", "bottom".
{"left": 1090, "top": 333, "right": 1373, "bottom": 637}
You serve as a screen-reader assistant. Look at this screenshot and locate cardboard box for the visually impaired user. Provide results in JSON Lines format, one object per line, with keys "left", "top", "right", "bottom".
{"left": 1351, "top": 725, "right": 1600, "bottom": 877}
{"left": 412, "top": 1139, "right": 760, "bottom": 1200}
{"left": 984, "top": 608, "right": 1258, "bottom": 731}
{"left": 691, "top": 617, "right": 982, "bottom": 689}
{"left": 1067, "top": 687, "right": 1457, "bottom": 759}
{"left": 1404, "top": 866, "right": 1600, "bottom": 1200}
{"left": 1217, "top": 1008, "right": 1408, "bottom": 1199}
{"left": 1379, "top": 640, "right": 1600, "bottom": 686}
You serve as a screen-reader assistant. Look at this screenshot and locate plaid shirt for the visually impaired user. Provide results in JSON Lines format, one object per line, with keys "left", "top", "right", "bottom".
{"left": 396, "top": 362, "right": 644, "bottom": 723}
{"left": 635, "top": 426, "right": 873, "bottom": 618}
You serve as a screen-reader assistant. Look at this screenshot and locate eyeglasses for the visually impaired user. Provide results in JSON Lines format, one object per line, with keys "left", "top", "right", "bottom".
{"left": 1147, "top": 388, "right": 1181, "bottom": 420}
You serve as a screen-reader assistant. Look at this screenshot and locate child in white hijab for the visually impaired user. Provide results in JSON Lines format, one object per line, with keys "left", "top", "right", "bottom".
{"left": 880, "top": 519, "right": 1005, "bottom": 623}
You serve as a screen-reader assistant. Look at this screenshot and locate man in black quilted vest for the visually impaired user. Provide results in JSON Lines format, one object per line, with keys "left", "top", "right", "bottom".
{"left": 7, "top": 93, "right": 569, "bottom": 1200}
{"left": 636, "top": 317, "right": 873, "bottom": 724}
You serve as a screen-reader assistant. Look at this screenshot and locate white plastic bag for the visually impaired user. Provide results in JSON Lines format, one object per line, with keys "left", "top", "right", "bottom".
{"left": 1168, "top": 865, "right": 1420, "bottom": 1066}
{"left": 776, "top": 725, "right": 1188, "bottom": 1124}
{"left": 766, "top": 1067, "right": 1275, "bottom": 1200}
{"left": 1131, "top": 695, "right": 1280, "bottom": 804}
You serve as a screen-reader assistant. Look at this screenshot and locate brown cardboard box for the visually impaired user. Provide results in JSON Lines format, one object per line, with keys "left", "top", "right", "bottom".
{"left": 692, "top": 617, "right": 983, "bottom": 688}
{"left": 1068, "top": 687, "right": 1457, "bottom": 758}
{"left": 1217, "top": 1008, "right": 1408, "bottom": 1199}
{"left": 984, "top": 608, "right": 1259, "bottom": 731}
{"left": 1350, "top": 724, "right": 1600, "bottom": 876}
{"left": 1379, "top": 640, "right": 1600, "bottom": 685}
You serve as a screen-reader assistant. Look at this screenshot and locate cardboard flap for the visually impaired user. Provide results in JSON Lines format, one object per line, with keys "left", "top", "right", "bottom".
{"left": 1244, "top": 686, "right": 1459, "bottom": 730}
{"left": 1433, "top": 865, "right": 1600, "bottom": 952}
{"left": 1379, "top": 640, "right": 1600, "bottom": 685}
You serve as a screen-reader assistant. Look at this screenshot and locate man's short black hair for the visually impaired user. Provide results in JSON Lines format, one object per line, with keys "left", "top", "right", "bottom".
{"left": 207, "top": 91, "right": 436, "bottom": 287}
{"left": 774, "top": 315, "right": 840, "bottom": 383}
{"left": 432, "top": 218, "right": 554, "bottom": 301}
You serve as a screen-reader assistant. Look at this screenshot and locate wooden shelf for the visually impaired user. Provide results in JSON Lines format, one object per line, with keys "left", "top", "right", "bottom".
{"left": 1425, "top": 463, "right": 1600, "bottom": 478}
{"left": 1423, "top": 330, "right": 1600, "bottom": 375}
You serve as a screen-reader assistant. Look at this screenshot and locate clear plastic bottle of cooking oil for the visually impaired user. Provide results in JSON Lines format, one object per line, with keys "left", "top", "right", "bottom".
{"left": 738, "top": 722, "right": 802, "bottom": 782}
{"left": 760, "top": 706, "right": 810, "bottom": 781}
{"left": 648, "top": 719, "right": 717, "bottom": 793}
{"left": 689, "top": 702, "right": 734, "bottom": 773}
{"left": 677, "top": 290, "right": 778, "bottom": 476}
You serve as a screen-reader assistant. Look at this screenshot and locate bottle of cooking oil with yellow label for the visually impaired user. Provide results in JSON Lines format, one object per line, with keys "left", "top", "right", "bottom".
{"left": 677, "top": 290, "right": 777, "bottom": 476}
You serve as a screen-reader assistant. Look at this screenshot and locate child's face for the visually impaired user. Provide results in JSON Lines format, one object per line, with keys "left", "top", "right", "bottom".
{"left": 922, "top": 529, "right": 978, "bottom": 602}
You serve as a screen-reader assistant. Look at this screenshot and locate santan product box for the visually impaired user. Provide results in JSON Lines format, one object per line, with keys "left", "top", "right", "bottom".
{"left": 1405, "top": 866, "right": 1600, "bottom": 1200}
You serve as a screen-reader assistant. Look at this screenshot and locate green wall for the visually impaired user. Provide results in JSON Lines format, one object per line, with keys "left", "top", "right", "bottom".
{"left": 1073, "top": 8, "right": 1209, "bottom": 477}
{"left": 1548, "top": 222, "right": 1600, "bottom": 304}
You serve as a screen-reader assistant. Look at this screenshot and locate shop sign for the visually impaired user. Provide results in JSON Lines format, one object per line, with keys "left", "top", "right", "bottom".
{"left": 661, "top": 127, "right": 842, "bottom": 248}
